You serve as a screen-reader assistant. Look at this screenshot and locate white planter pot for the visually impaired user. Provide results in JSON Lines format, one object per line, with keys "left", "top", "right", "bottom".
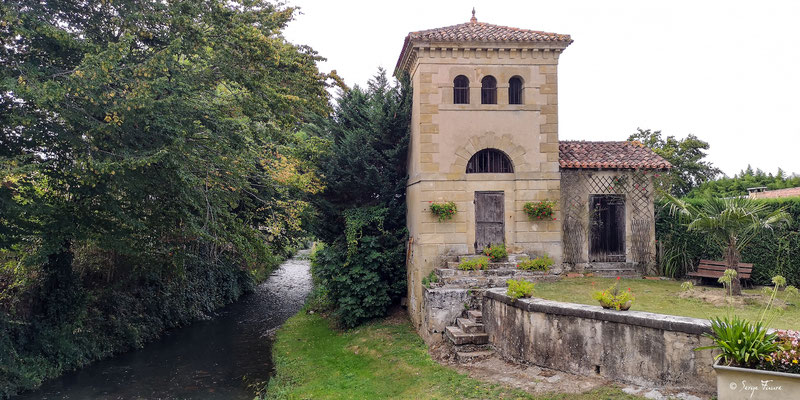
{"left": 714, "top": 360, "right": 800, "bottom": 400}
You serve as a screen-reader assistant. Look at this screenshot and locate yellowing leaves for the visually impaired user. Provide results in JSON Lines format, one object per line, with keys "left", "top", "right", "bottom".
{"left": 103, "top": 112, "right": 123, "bottom": 126}
{"left": 263, "top": 152, "right": 323, "bottom": 194}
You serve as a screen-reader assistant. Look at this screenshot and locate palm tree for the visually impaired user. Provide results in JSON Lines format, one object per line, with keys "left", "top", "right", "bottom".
{"left": 665, "top": 195, "right": 790, "bottom": 295}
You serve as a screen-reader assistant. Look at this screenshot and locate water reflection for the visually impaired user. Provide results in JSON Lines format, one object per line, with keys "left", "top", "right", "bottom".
{"left": 17, "top": 254, "right": 312, "bottom": 399}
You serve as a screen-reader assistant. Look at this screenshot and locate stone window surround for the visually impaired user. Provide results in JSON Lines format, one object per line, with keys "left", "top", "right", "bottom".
{"left": 441, "top": 71, "right": 538, "bottom": 107}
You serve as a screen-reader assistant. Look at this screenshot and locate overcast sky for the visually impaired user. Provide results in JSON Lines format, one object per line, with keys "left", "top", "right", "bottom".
{"left": 283, "top": 0, "right": 800, "bottom": 177}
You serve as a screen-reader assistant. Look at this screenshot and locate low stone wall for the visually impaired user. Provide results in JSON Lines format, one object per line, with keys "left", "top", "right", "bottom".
{"left": 482, "top": 289, "right": 717, "bottom": 393}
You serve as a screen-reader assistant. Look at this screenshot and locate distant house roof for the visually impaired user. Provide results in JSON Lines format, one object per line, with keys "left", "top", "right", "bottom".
{"left": 559, "top": 141, "right": 672, "bottom": 170}
{"left": 395, "top": 12, "right": 572, "bottom": 75}
{"left": 748, "top": 187, "right": 800, "bottom": 199}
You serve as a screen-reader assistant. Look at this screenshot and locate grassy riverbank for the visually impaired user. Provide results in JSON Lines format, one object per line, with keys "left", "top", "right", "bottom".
{"left": 263, "top": 311, "right": 639, "bottom": 399}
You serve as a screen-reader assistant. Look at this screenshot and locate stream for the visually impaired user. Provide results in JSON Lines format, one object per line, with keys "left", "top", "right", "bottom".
{"left": 17, "top": 253, "right": 313, "bottom": 399}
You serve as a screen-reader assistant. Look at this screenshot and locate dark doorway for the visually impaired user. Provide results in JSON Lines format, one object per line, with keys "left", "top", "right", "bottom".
{"left": 589, "top": 194, "right": 626, "bottom": 262}
{"left": 475, "top": 191, "right": 504, "bottom": 253}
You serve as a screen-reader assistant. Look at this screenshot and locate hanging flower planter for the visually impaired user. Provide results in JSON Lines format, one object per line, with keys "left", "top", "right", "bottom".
{"left": 429, "top": 201, "right": 457, "bottom": 222}
{"left": 523, "top": 200, "right": 556, "bottom": 221}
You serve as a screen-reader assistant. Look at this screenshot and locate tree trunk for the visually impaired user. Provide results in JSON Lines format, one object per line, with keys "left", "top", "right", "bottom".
{"left": 725, "top": 240, "right": 742, "bottom": 296}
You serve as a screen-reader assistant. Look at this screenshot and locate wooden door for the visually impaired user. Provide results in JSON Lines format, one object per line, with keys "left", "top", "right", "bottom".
{"left": 475, "top": 191, "right": 504, "bottom": 253}
{"left": 589, "top": 194, "right": 626, "bottom": 262}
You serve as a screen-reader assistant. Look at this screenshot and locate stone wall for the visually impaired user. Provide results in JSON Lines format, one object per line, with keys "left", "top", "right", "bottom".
{"left": 482, "top": 289, "right": 716, "bottom": 393}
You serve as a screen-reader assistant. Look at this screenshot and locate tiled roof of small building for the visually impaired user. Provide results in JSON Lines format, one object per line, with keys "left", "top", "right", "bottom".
{"left": 749, "top": 187, "right": 800, "bottom": 199}
{"left": 395, "top": 12, "right": 572, "bottom": 75}
{"left": 559, "top": 141, "right": 672, "bottom": 170}
{"left": 407, "top": 22, "right": 573, "bottom": 43}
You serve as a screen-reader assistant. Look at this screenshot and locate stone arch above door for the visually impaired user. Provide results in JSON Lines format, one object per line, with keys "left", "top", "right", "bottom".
{"left": 450, "top": 132, "right": 529, "bottom": 175}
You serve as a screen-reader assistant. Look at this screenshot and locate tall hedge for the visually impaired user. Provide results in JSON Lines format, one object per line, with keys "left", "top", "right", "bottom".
{"left": 310, "top": 70, "right": 411, "bottom": 328}
{"left": 655, "top": 197, "right": 800, "bottom": 286}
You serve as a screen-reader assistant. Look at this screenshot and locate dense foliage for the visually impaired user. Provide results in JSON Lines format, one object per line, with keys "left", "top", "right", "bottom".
{"left": 310, "top": 70, "right": 411, "bottom": 328}
{"left": 656, "top": 198, "right": 800, "bottom": 286}
{"left": 628, "top": 128, "right": 720, "bottom": 196}
{"left": 688, "top": 166, "right": 800, "bottom": 198}
{"left": 0, "top": 0, "right": 329, "bottom": 396}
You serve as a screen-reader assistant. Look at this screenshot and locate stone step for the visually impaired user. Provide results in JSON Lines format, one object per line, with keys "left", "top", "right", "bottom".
{"left": 589, "top": 262, "right": 638, "bottom": 270}
{"left": 467, "top": 310, "right": 483, "bottom": 324}
{"left": 446, "top": 261, "right": 518, "bottom": 270}
{"left": 436, "top": 272, "right": 560, "bottom": 289}
{"left": 456, "top": 317, "right": 484, "bottom": 334}
{"left": 457, "top": 253, "right": 529, "bottom": 263}
{"left": 588, "top": 269, "right": 640, "bottom": 278}
{"left": 445, "top": 326, "right": 489, "bottom": 345}
{"left": 456, "top": 350, "right": 494, "bottom": 363}
{"left": 436, "top": 268, "right": 550, "bottom": 278}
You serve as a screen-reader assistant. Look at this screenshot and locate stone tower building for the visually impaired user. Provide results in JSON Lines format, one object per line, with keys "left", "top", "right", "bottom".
{"left": 394, "top": 13, "right": 573, "bottom": 328}
{"left": 395, "top": 14, "right": 670, "bottom": 335}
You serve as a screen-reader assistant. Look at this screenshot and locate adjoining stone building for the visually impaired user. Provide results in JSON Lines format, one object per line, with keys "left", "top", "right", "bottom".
{"left": 394, "top": 13, "right": 671, "bottom": 336}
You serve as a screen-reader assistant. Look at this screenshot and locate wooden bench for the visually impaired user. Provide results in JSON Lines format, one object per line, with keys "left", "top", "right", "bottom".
{"left": 687, "top": 259, "right": 753, "bottom": 281}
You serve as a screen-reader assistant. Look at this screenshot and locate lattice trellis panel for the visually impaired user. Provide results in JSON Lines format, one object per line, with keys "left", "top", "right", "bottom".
{"left": 561, "top": 170, "right": 656, "bottom": 271}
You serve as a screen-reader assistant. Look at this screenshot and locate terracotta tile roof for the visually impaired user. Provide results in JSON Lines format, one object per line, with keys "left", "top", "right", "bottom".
{"left": 559, "top": 141, "right": 672, "bottom": 170}
{"left": 395, "top": 15, "right": 572, "bottom": 75}
{"left": 407, "top": 22, "right": 573, "bottom": 44}
{"left": 749, "top": 187, "right": 800, "bottom": 199}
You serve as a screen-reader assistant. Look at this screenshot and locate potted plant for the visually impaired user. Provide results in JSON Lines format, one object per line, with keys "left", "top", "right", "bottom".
{"left": 591, "top": 277, "right": 634, "bottom": 311}
{"left": 699, "top": 274, "right": 800, "bottom": 399}
{"left": 523, "top": 200, "right": 556, "bottom": 221}
{"left": 506, "top": 279, "right": 535, "bottom": 302}
{"left": 429, "top": 201, "right": 457, "bottom": 222}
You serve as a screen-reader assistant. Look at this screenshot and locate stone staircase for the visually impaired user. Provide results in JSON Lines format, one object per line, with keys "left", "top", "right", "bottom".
{"left": 434, "top": 253, "right": 559, "bottom": 289}
{"left": 444, "top": 309, "right": 494, "bottom": 362}
{"left": 434, "top": 253, "right": 559, "bottom": 361}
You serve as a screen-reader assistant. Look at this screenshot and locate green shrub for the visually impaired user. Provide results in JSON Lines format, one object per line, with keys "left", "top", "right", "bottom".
{"left": 311, "top": 231, "right": 406, "bottom": 329}
{"left": 697, "top": 316, "right": 779, "bottom": 368}
{"left": 506, "top": 279, "right": 535, "bottom": 301}
{"left": 656, "top": 197, "right": 800, "bottom": 286}
{"left": 429, "top": 201, "right": 457, "bottom": 222}
{"left": 516, "top": 254, "right": 554, "bottom": 271}
{"left": 458, "top": 257, "right": 489, "bottom": 271}
{"left": 482, "top": 243, "right": 507, "bottom": 261}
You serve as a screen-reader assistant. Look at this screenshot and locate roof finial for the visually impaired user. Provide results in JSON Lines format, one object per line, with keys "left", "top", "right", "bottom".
{"left": 470, "top": 8, "right": 477, "bottom": 23}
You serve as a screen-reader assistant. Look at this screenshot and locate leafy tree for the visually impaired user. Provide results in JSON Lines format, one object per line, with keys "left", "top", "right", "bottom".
{"left": 0, "top": 1, "right": 330, "bottom": 394}
{"left": 688, "top": 166, "right": 800, "bottom": 198}
{"left": 311, "top": 69, "right": 411, "bottom": 328}
{"left": 0, "top": 0, "right": 329, "bottom": 278}
{"left": 628, "top": 128, "right": 720, "bottom": 196}
{"left": 665, "top": 195, "right": 790, "bottom": 295}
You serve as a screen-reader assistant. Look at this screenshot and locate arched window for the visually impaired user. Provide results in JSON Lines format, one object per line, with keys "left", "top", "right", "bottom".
{"left": 508, "top": 76, "right": 523, "bottom": 105}
{"left": 453, "top": 75, "right": 469, "bottom": 104}
{"left": 481, "top": 76, "right": 497, "bottom": 104}
{"left": 466, "top": 149, "right": 514, "bottom": 173}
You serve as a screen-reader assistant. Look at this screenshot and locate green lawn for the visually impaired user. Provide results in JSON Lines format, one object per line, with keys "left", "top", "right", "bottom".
{"left": 532, "top": 277, "right": 800, "bottom": 330}
{"left": 262, "top": 312, "right": 640, "bottom": 400}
